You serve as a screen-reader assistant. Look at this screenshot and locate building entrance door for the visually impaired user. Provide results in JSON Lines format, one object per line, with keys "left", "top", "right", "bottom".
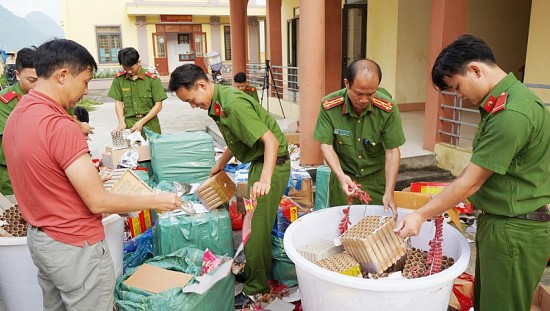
{"left": 153, "top": 33, "right": 169, "bottom": 76}
{"left": 341, "top": 3, "right": 367, "bottom": 86}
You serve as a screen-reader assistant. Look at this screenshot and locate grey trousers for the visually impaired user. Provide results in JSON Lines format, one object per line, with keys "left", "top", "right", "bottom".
{"left": 27, "top": 225, "right": 115, "bottom": 311}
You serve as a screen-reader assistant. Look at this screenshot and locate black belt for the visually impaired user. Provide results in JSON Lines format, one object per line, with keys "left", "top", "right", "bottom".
{"left": 134, "top": 113, "right": 144, "bottom": 118}
{"left": 514, "top": 205, "right": 550, "bottom": 222}
{"left": 253, "top": 154, "right": 289, "bottom": 165}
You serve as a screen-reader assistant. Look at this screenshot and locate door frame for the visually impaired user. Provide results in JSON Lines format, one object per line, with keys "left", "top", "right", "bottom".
{"left": 152, "top": 32, "right": 169, "bottom": 76}
{"left": 341, "top": 3, "right": 367, "bottom": 87}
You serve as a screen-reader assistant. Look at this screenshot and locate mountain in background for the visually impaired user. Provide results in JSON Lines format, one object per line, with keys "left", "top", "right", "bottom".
{"left": 0, "top": 5, "right": 64, "bottom": 52}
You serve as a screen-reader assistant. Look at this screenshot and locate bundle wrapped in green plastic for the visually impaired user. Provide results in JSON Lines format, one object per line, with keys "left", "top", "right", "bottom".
{"left": 314, "top": 165, "right": 331, "bottom": 211}
{"left": 153, "top": 209, "right": 234, "bottom": 257}
{"left": 114, "top": 247, "right": 235, "bottom": 311}
{"left": 145, "top": 129, "right": 216, "bottom": 184}
{"left": 270, "top": 234, "right": 298, "bottom": 287}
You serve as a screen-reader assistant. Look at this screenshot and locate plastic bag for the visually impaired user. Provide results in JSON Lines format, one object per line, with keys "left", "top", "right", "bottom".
{"left": 123, "top": 227, "right": 154, "bottom": 273}
{"left": 448, "top": 272, "right": 474, "bottom": 311}
{"left": 229, "top": 200, "right": 243, "bottom": 230}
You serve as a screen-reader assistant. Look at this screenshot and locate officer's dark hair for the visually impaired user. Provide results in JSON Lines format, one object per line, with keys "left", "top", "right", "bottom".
{"left": 34, "top": 39, "right": 97, "bottom": 79}
{"left": 74, "top": 106, "right": 89, "bottom": 123}
{"left": 168, "top": 64, "right": 209, "bottom": 92}
{"left": 118, "top": 47, "right": 140, "bottom": 68}
{"left": 234, "top": 72, "right": 247, "bottom": 83}
{"left": 347, "top": 59, "right": 382, "bottom": 87}
{"left": 15, "top": 46, "right": 37, "bottom": 72}
{"left": 432, "top": 34, "right": 497, "bottom": 91}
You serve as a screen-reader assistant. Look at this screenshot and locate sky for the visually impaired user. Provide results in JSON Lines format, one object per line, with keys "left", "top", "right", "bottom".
{"left": 0, "top": 0, "right": 62, "bottom": 21}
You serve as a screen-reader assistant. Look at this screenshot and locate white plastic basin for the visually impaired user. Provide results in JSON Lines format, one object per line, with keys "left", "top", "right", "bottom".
{"left": 0, "top": 214, "right": 124, "bottom": 311}
{"left": 283, "top": 205, "right": 470, "bottom": 311}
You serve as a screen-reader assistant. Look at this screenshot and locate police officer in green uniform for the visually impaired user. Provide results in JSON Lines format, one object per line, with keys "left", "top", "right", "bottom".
{"left": 0, "top": 47, "right": 37, "bottom": 195}
{"left": 169, "top": 64, "right": 290, "bottom": 308}
{"left": 396, "top": 35, "right": 550, "bottom": 311}
{"left": 108, "top": 47, "right": 166, "bottom": 139}
{"left": 313, "top": 59, "right": 405, "bottom": 217}
{"left": 234, "top": 71, "right": 260, "bottom": 103}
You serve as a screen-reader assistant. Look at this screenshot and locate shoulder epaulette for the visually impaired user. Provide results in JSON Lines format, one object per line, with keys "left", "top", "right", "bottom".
{"left": 482, "top": 92, "right": 507, "bottom": 114}
{"left": 371, "top": 97, "right": 393, "bottom": 112}
{"left": 246, "top": 85, "right": 256, "bottom": 92}
{"left": 0, "top": 91, "right": 19, "bottom": 104}
{"left": 491, "top": 92, "right": 507, "bottom": 114}
{"left": 145, "top": 71, "right": 158, "bottom": 79}
{"left": 114, "top": 70, "right": 126, "bottom": 78}
{"left": 322, "top": 96, "right": 344, "bottom": 110}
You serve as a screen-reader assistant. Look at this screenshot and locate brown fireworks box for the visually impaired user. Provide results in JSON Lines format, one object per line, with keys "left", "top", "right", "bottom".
{"left": 195, "top": 171, "right": 237, "bottom": 210}
{"left": 340, "top": 216, "right": 407, "bottom": 274}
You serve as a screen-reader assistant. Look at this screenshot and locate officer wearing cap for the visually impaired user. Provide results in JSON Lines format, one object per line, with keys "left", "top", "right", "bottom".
{"left": 0, "top": 47, "right": 37, "bottom": 195}
{"left": 108, "top": 47, "right": 166, "bottom": 139}
{"left": 313, "top": 59, "right": 405, "bottom": 217}
{"left": 233, "top": 71, "right": 260, "bottom": 103}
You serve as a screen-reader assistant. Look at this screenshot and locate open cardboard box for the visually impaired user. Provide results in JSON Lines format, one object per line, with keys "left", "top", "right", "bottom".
{"left": 102, "top": 145, "right": 151, "bottom": 169}
{"left": 532, "top": 284, "right": 550, "bottom": 311}
{"left": 394, "top": 191, "right": 461, "bottom": 231}
{"left": 123, "top": 258, "right": 234, "bottom": 295}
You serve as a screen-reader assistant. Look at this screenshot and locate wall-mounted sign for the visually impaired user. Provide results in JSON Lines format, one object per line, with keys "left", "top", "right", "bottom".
{"left": 160, "top": 15, "right": 193, "bottom": 23}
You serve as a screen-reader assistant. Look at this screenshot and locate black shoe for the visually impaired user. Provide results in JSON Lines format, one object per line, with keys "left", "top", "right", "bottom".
{"left": 234, "top": 292, "right": 253, "bottom": 309}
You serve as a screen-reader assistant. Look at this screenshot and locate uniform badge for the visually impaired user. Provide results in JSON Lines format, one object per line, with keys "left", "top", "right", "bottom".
{"left": 213, "top": 102, "right": 225, "bottom": 117}
{"left": 334, "top": 129, "right": 350, "bottom": 136}
{"left": 482, "top": 92, "right": 507, "bottom": 114}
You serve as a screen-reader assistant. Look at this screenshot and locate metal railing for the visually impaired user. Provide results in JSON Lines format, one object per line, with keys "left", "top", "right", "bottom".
{"left": 439, "top": 83, "right": 550, "bottom": 149}
{"left": 438, "top": 91, "right": 479, "bottom": 149}
{"left": 246, "top": 62, "right": 300, "bottom": 103}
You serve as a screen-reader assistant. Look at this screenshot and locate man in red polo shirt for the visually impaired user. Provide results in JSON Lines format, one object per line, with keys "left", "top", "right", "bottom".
{"left": 3, "top": 39, "right": 181, "bottom": 311}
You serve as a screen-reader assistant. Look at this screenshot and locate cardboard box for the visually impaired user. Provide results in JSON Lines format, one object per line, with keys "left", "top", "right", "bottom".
{"left": 102, "top": 145, "right": 151, "bottom": 169}
{"left": 285, "top": 133, "right": 300, "bottom": 145}
{"left": 394, "top": 191, "right": 461, "bottom": 231}
{"left": 123, "top": 264, "right": 192, "bottom": 294}
{"left": 287, "top": 177, "right": 313, "bottom": 210}
{"left": 236, "top": 182, "right": 248, "bottom": 213}
{"left": 108, "top": 170, "right": 155, "bottom": 238}
{"left": 532, "top": 284, "right": 550, "bottom": 311}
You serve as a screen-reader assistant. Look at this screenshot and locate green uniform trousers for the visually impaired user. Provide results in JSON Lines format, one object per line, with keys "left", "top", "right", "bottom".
{"left": 328, "top": 169, "right": 385, "bottom": 207}
{"left": 475, "top": 213, "right": 550, "bottom": 311}
{"left": 0, "top": 164, "right": 12, "bottom": 195}
{"left": 125, "top": 115, "right": 161, "bottom": 140}
{"left": 243, "top": 159, "right": 290, "bottom": 295}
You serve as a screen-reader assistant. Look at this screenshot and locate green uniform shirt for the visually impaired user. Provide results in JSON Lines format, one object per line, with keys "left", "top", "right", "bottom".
{"left": 470, "top": 73, "right": 550, "bottom": 215}
{"left": 107, "top": 67, "right": 166, "bottom": 135}
{"left": 313, "top": 88, "right": 405, "bottom": 177}
{"left": 209, "top": 84, "right": 287, "bottom": 163}
{"left": 0, "top": 83, "right": 25, "bottom": 194}
{"left": 244, "top": 85, "right": 260, "bottom": 103}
